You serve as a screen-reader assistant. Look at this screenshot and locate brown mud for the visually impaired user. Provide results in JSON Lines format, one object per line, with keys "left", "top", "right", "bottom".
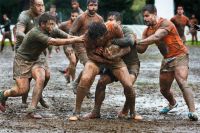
{"left": 0, "top": 45, "right": 200, "bottom": 133}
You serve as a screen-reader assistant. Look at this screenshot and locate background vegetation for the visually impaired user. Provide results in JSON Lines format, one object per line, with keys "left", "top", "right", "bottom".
{"left": 0, "top": 0, "right": 199, "bottom": 24}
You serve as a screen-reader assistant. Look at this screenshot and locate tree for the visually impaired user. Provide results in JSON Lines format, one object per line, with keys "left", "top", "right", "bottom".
{"left": 98, "top": 0, "right": 135, "bottom": 24}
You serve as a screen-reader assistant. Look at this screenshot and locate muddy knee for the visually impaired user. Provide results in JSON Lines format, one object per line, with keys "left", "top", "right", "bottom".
{"left": 11, "top": 85, "right": 29, "bottom": 96}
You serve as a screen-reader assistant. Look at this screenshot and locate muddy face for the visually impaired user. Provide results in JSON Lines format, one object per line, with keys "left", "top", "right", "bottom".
{"left": 71, "top": 12, "right": 79, "bottom": 22}
{"left": 143, "top": 11, "right": 156, "bottom": 26}
{"left": 31, "top": 0, "right": 45, "bottom": 16}
{"left": 177, "top": 6, "right": 184, "bottom": 16}
{"left": 71, "top": 2, "right": 79, "bottom": 10}
{"left": 87, "top": 2, "right": 98, "bottom": 15}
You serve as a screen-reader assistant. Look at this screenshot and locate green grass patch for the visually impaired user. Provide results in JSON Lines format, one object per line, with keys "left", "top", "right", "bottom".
{"left": 0, "top": 41, "right": 14, "bottom": 46}
{"left": 186, "top": 40, "right": 200, "bottom": 46}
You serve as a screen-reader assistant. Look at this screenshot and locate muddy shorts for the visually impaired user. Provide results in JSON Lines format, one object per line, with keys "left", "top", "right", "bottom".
{"left": 13, "top": 54, "right": 49, "bottom": 80}
{"left": 73, "top": 43, "right": 88, "bottom": 65}
{"left": 127, "top": 61, "right": 140, "bottom": 77}
{"left": 88, "top": 59, "right": 126, "bottom": 74}
{"left": 190, "top": 27, "right": 197, "bottom": 35}
{"left": 3, "top": 31, "right": 12, "bottom": 39}
{"left": 102, "top": 61, "right": 140, "bottom": 82}
{"left": 160, "top": 54, "right": 189, "bottom": 73}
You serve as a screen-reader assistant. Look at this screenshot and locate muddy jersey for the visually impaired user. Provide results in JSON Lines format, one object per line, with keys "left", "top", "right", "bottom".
{"left": 143, "top": 18, "right": 188, "bottom": 58}
{"left": 190, "top": 18, "right": 198, "bottom": 34}
{"left": 85, "top": 21, "right": 123, "bottom": 63}
{"left": 70, "top": 10, "right": 104, "bottom": 54}
{"left": 1, "top": 19, "right": 11, "bottom": 32}
{"left": 15, "top": 10, "right": 38, "bottom": 50}
{"left": 17, "top": 27, "right": 68, "bottom": 61}
{"left": 190, "top": 18, "right": 198, "bottom": 26}
{"left": 170, "top": 15, "right": 190, "bottom": 38}
{"left": 121, "top": 26, "right": 139, "bottom": 65}
{"left": 59, "top": 20, "right": 73, "bottom": 33}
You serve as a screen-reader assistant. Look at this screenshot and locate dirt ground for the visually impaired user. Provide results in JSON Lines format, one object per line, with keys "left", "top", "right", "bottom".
{"left": 0, "top": 45, "right": 200, "bottom": 133}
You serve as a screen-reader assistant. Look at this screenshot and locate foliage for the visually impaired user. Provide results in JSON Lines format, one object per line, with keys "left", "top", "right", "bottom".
{"left": 186, "top": 40, "right": 200, "bottom": 46}
{"left": 174, "top": 0, "right": 200, "bottom": 21}
{"left": 0, "top": 0, "right": 200, "bottom": 24}
{"left": 98, "top": 0, "right": 135, "bottom": 24}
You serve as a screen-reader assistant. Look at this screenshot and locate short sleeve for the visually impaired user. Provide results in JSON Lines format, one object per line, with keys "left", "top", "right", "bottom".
{"left": 17, "top": 12, "right": 29, "bottom": 28}
{"left": 32, "top": 30, "right": 50, "bottom": 45}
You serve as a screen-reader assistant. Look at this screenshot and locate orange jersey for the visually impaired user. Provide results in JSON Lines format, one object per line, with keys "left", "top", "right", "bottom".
{"left": 170, "top": 15, "right": 190, "bottom": 38}
{"left": 143, "top": 18, "right": 188, "bottom": 58}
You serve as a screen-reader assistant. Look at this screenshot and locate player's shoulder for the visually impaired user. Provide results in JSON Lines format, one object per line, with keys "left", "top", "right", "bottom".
{"left": 19, "top": 10, "right": 31, "bottom": 17}
{"left": 122, "top": 25, "right": 133, "bottom": 33}
{"left": 183, "top": 15, "right": 189, "bottom": 21}
{"left": 18, "top": 10, "right": 31, "bottom": 21}
{"left": 95, "top": 13, "right": 104, "bottom": 20}
{"left": 160, "top": 18, "right": 173, "bottom": 27}
{"left": 170, "top": 15, "right": 176, "bottom": 21}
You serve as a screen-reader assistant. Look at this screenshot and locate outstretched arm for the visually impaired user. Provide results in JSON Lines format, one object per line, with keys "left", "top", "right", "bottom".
{"left": 136, "top": 28, "right": 168, "bottom": 53}
{"left": 137, "top": 28, "right": 168, "bottom": 45}
{"left": 47, "top": 36, "right": 84, "bottom": 46}
{"left": 111, "top": 34, "right": 135, "bottom": 47}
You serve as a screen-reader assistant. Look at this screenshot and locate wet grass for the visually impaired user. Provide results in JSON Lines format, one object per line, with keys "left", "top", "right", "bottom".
{"left": 186, "top": 40, "right": 200, "bottom": 46}
{"left": 0, "top": 41, "right": 14, "bottom": 46}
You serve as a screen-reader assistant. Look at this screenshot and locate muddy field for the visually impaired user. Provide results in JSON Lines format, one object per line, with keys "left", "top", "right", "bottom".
{"left": 0, "top": 45, "right": 200, "bottom": 133}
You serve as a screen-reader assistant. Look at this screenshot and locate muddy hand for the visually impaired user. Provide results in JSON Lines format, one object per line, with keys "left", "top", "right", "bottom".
{"left": 95, "top": 47, "right": 104, "bottom": 55}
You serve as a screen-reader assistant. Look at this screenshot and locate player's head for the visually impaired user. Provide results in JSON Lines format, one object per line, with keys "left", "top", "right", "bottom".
{"left": 3, "top": 14, "right": 8, "bottom": 20}
{"left": 50, "top": 4, "right": 56, "bottom": 13}
{"left": 71, "top": 10, "right": 79, "bottom": 22}
{"left": 87, "top": 0, "right": 98, "bottom": 15}
{"left": 71, "top": 0, "right": 80, "bottom": 10}
{"left": 191, "top": 14, "right": 196, "bottom": 19}
{"left": 30, "top": 0, "right": 45, "bottom": 16}
{"left": 39, "top": 13, "right": 56, "bottom": 33}
{"left": 142, "top": 4, "right": 157, "bottom": 26}
{"left": 177, "top": 5, "right": 184, "bottom": 15}
{"left": 87, "top": 22, "right": 107, "bottom": 42}
{"left": 107, "top": 11, "right": 122, "bottom": 25}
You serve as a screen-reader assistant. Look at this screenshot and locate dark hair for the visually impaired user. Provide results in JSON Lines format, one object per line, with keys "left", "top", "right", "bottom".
{"left": 142, "top": 4, "right": 157, "bottom": 14}
{"left": 177, "top": 5, "right": 184, "bottom": 10}
{"left": 71, "top": 0, "right": 79, "bottom": 3}
{"left": 30, "top": 0, "right": 35, "bottom": 6}
{"left": 87, "top": 0, "right": 98, "bottom": 5}
{"left": 107, "top": 11, "right": 122, "bottom": 22}
{"left": 38, "top": 13, "right": 56, "bottom": 25}
{"left": 71, "top": 9, "right": 79, "bottom": 14}
{"left": 88, "top": 22, "right": 107, "bottom": 40}
{"left": 50, "top": 4, "right": 56, "bottom": 8}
